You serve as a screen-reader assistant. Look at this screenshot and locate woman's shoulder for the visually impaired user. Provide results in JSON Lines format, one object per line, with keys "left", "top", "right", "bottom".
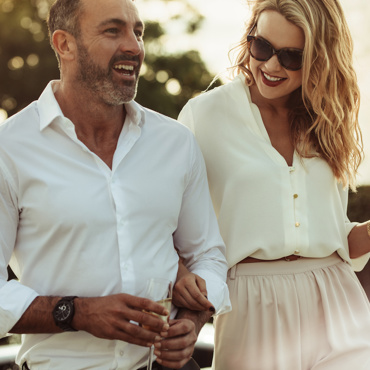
{"left": 186, "top": 74, "right": 249, "bottom": 112}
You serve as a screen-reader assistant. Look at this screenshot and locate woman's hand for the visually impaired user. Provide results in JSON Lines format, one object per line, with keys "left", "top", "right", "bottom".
{"left": 173, "top": 263, "right": 215, "bottom": 312}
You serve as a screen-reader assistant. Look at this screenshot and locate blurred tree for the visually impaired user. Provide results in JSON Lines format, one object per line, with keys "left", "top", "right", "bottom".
{"left": 0, "top": 0, "right": 220, "bottom": 120}
{"left": 0, "top": 0, "right": 59, "bottom": 118}
{"left": 348, "top": 186, "right": 370, "bottom": 222}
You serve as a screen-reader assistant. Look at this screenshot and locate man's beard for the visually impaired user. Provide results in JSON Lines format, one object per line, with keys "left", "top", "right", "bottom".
{"left": 76, "top": 41, "right": 141, "bottom": 106}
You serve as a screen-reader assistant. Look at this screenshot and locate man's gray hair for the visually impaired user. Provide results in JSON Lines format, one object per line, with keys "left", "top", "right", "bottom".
{"left": 47, "top": 0, "right": 84, "bottom": 65}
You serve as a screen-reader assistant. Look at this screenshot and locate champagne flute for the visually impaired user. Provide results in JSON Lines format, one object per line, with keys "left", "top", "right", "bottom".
{"left": 143, "top": 278, "right": 173, "bottom": 370}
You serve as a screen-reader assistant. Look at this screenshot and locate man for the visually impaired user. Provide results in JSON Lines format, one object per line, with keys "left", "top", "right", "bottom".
{"left": 0, "top": 0, "right": 230, "bottom": 369}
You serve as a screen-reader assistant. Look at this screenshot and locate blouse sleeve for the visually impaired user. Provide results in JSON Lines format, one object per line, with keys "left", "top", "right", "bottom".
{"left": 338, "top": 182, "right": 370, "bottom": 271}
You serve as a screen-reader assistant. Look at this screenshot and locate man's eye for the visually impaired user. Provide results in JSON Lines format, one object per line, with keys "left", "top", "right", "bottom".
{"left": 135, "top": 30, "right": 143, "bottom": 38}
{"left": 105, "top": 28, "right": 119, "bottom": 34}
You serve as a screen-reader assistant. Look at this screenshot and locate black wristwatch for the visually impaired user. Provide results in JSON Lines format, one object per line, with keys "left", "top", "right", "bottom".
{"left": 52, "top": 296, "right": 78, "bottom": 332}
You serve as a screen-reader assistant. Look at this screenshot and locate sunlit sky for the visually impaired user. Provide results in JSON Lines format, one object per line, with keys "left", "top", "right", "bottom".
{"left": 138, "top": 0, "right": 370, "bottom": 185}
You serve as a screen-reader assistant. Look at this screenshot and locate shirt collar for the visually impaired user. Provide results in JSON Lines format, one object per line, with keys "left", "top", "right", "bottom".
{"left": 38, "top": 80, "right": 65, "bottom": 131}
{"left": 124, "top": 99, "right": 145, "bottom": 128}
{"left": 37, "top": 80, "right": 146, "bottom": 131}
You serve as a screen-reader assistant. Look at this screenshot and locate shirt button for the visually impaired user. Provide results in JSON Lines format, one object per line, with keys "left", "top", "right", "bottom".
{"left": 294, "top": 250, "right": 300, "bottom": 255}
{"left": 293, "top": 194, "right": 298, "bottom": 199}
{"left": 120, "top": 350, "right": 124, "bottom": 356}
{"left": 295, "top": 222, "right": 300, "bottom": 227}
{"left": 289, "top": 167, "right": 295, "bottom": 173}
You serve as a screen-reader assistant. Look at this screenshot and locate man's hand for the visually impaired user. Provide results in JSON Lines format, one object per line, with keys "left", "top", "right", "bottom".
{"left": 173, "top": 271, "right": 215, "bottom": 312}
{"left": 153, "top": 318, "right": 197, "bottom": 369}
{"left": 153, "top": 307, "right": 213, "bottom": 369}
{"left": 73, "top": 294, "right": 170, "bottom": 347}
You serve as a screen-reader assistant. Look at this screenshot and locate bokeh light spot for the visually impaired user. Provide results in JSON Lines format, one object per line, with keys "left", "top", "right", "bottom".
{"left": 33, "top": 32, "right": 46, "bottom": 42}
{"left": 156, "top": 70, "right": 169, "bottom": 84}
{"left": 0, "top": 109, "right": 8, "bottom": 124}
{"left": 140, "top": 62, "right": 148, "bottom": 76}
{"left": 20, "top": 17, "right": 32, "bottom": 29}
{"left": 2, "top": 0, "right": 14, "bottom": 13}
{"left": 26, "top": 54, "right": 40, "bottom": 67}
{"left": 2, "top": 97, "right": 17, "bottom": 111}
{"left": 8, "top": 56, "right": 24, "bottom": 71}
{"left": 29, "top": 22, "right": 42, "bottom": 34}
{"left": 165, "top": 78, "right": 182, "bottom": 96}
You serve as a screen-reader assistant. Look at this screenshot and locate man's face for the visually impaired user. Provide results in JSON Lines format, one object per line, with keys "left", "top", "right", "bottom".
{"left": 75, "top": 0, "right": 145, "bottom": 105}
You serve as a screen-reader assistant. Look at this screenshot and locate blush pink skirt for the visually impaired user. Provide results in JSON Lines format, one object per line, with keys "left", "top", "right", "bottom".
{"left": 213, "top": 253, "right": 370, "bottom": 370}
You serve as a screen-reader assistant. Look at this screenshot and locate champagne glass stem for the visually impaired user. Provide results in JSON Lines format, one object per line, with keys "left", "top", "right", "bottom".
{"left": 147, "top": 344, "right": 154, "bottom": 370}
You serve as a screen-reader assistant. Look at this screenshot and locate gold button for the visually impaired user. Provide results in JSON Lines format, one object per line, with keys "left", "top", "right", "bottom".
{"left": 293, "top": 194, "right": 298, "bottom": 199}
{"left": 294, "top": 250, "right": 300, "bottom": 255}
{"left": 295, "top": 222, "right": 300, "bottom": 227}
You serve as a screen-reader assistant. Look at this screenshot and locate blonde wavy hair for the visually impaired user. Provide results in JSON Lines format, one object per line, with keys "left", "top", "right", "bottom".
{"left": 230, "top": 0, "right": 363, "bottom": 190}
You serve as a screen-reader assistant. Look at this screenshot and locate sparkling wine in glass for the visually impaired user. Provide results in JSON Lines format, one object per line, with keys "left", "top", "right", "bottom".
{"left": 143, "top": 278, "right": 173, "bottom": 370}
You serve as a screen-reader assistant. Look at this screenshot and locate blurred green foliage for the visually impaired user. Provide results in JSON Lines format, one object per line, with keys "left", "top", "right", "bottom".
{"left": 0, "top": 0, "right": 59, "bottom": 116}
{"left": 348, "top": 186, "right": 370, "bottom": 222}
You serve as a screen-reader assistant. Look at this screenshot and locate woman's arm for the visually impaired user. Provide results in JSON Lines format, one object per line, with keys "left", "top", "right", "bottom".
{"left": 348, "top": 221, "right": 370, "bottom": 259}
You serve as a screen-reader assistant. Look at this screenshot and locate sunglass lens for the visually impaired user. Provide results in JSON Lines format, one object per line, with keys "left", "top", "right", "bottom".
{"left": 279, "top": 50, "right": 302, "bottom": 70}
{"left": 250, "top": 38, "right": 272, "bottom": 61}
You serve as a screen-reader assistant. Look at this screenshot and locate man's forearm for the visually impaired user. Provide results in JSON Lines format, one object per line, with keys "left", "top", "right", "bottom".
{"left": 10, "top": 296, "right": 63, "bottom": 334}
{"left": 175, "top": 307, "right": 212, "bottom": 336}
{"left": 10, "top": 294, "right": 171, "bottom": 348}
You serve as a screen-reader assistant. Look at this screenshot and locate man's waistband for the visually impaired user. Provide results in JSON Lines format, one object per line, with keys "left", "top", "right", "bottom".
{"left": 23, "top": 358, "right": 200, "bottom": 370}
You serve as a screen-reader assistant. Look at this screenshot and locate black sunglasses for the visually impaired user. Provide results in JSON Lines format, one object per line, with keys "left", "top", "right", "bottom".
{"left": 247, "top": 26, "right": 303, "bottom": 71}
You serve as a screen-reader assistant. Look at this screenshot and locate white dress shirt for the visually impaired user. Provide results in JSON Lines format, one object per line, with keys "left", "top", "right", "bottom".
{"left": 0, "top": 81, "right": 231, "bottom": 370}
{"left": 178, "top": 73, "right": 370, "bottom": 272}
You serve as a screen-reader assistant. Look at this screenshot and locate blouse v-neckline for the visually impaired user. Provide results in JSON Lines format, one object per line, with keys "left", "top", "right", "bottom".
{"left": 240, "top": 76, "right": 296, "bottom": 168}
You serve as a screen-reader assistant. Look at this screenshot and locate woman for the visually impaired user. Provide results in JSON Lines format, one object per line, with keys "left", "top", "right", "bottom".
{"left": 176, "top": 0, "right": 370, "bottom": 369}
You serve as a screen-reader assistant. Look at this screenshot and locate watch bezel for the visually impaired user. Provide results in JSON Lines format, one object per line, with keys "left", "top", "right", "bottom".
{"left": 52, "top": 296, "right": 78, "bottom": 332}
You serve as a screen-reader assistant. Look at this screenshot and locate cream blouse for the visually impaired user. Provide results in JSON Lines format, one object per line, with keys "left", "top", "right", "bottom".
{"left": 178, "top": 74, "right": 369, "bottom": 271}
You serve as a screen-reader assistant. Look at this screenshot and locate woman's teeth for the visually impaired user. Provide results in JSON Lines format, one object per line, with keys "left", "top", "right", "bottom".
{"left": 263, "top": 72, "right": 284, "bottom": 82}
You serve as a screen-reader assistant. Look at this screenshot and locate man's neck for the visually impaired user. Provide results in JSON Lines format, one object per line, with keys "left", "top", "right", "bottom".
{"left": 54, "top": 81, "right": 127, "bottom": 169}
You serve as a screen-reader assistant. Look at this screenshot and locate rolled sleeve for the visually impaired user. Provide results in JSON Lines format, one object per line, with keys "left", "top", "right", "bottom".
{"left": 0, "top": 156, "right": 39, "bottom": 336}
{"left": 174, "top": 133, "right": 231, "bottom": 315}
{"left": 0, "top": 280, "right": 39, "bottom": 336}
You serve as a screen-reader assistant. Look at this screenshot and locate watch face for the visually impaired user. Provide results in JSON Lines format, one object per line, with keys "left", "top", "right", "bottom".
{"left": 55, "top": 302, "right": 72, "bottom": 321}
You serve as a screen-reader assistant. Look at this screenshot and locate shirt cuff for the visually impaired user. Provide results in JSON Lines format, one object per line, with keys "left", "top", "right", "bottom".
{"left": 351, "top": 252, "right": 370, "bottom": 272}
{"left": 195, "top": 270, "right": 231, "bottom": 316}
{"left": 0, "top": 280, "right": 39, "bottom": 336}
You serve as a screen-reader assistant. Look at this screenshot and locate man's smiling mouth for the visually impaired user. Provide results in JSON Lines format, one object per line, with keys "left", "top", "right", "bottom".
{"left": 113, "top": 64, "right": 135, "bottom": 75}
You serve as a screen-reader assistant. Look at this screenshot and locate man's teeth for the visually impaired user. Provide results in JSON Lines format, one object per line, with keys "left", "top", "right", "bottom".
{"left": 114, "top": 65, "right": 134, "bottom": 71}
{"left": 263, "top": 72, "right": 284, "bottom": 82}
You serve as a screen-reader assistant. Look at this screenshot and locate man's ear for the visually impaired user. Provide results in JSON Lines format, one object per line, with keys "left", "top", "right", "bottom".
{"left": 52, "top": 30, "right": 77, "bottom": 62}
